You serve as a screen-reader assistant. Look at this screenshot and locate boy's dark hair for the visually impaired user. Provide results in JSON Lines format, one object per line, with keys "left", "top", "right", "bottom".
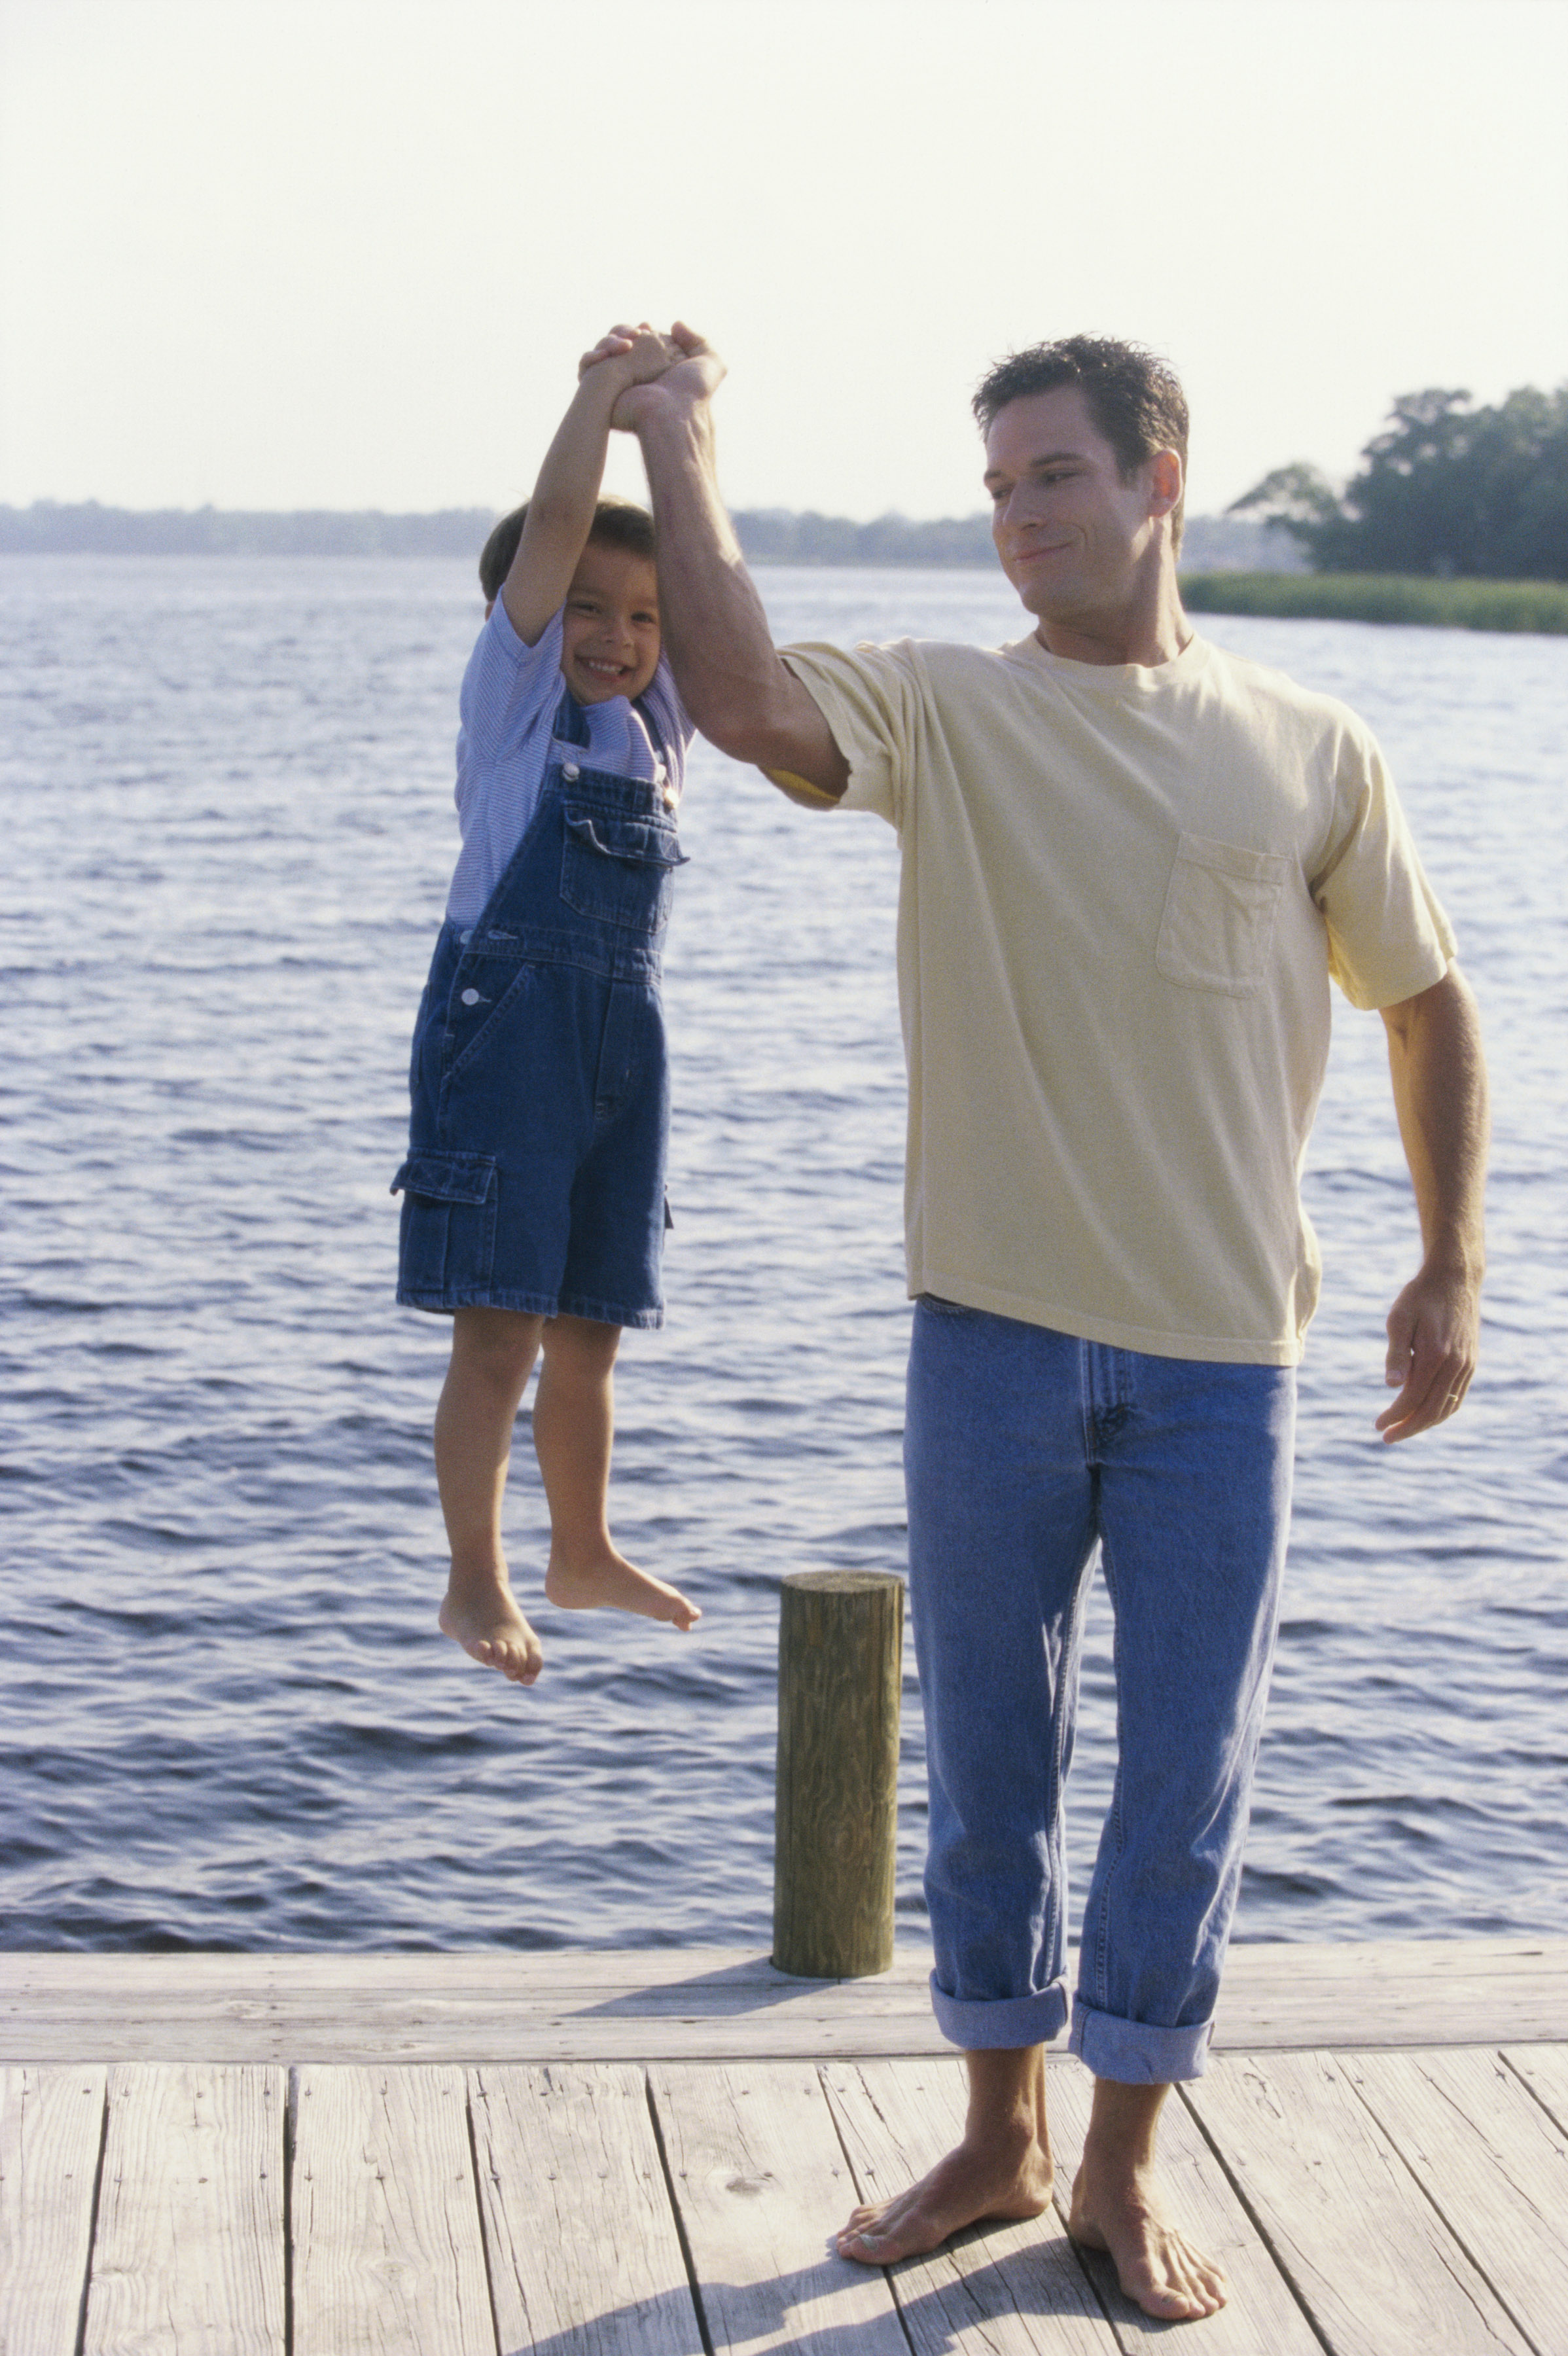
{"left": 972, "top": 336, "right": 1189, "bottom": 554}
{"left": 478, "top": 495, "right": 656, "bottom": 603}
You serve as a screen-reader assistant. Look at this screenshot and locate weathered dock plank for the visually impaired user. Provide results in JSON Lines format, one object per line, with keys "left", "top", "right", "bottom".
{"left": 823, "top": 2055, "right": 1115, "bottom": 2355}
{"left": 1048, "top": 2063, "right": 1324, "bottom": 2355}
{"left": 4, "top": 1937, "right": 1563, "bottom": 2063}
{"left": 1186, "top": 2049, "right": 1535, "bottom": 2356}
{"left": 1503, "top": 2040, "right": 1568, "bottom": 2133}
{"left": 1209, "top": 1935, "right": 1568, "bottom": 2053}
{"left": 650, "top": 2058, "right": 909, "bottom": 2354}
{"left": 1342, "top": 2046, "right": 1568, "bottom": 2354}
{"left": 0, "top": 2065, "right": 105, "bottom": 2356}
{"left": 82, "top": 2064, "right": 284, "bottom": 2356}
{"left": 291, "top": 2065, "right": 491, "bottom": 2356}
{"left": 471, "top": 2062, "right": 704, "bottom": 2355}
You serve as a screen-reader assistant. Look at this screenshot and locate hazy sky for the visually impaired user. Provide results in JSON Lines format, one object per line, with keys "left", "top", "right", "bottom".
{"left": 3, "top": 0, "right": 1565, "bottom": 521}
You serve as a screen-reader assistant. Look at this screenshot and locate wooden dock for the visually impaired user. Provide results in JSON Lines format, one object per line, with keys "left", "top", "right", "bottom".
{"left": 3, "top": 1938, "right": 1566, "bottom": 2354}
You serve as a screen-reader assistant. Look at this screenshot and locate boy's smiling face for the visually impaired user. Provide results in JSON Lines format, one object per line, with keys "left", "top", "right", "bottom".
{"left": 560, "top": 542, "right": 661, "bottom": 705}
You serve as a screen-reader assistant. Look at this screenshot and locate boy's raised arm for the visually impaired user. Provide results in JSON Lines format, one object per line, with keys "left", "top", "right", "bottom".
{"left": 620, "top": 328, "right": 850, "bottom": 802}
{"left": 500, "top": 327, "right": 676, "bottom": 645}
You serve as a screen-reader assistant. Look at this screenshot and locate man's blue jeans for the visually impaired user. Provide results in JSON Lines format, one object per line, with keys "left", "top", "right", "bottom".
{"left": 905, "top": 1296, "right": 1296, "bottom": 2082}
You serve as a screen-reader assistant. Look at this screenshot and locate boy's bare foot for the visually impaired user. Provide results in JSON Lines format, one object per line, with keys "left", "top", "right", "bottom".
{"left": 544, "top": 1542, "right": 700, "bottom": 1630}
{"left": 1068, "top": 2157, "right": 1228, "bottom": 2321}
{"left": 439, "top": 1571, "right": 544, "bottom": 1685}
{"left": 836, "top": 2127, "right": 1053, "bottom": 2264}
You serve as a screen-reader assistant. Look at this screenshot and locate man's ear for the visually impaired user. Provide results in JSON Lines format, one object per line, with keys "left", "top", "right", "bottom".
{"left": 1148, "top": 448, "right": 1183, "bottom": 521}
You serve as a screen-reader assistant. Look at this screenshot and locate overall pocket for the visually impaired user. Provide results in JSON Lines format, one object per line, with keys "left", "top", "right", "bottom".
{"left": 392, "top": 1152, "right": 497, "bottom": 1296}
{"left": 1155, "top": 832, "right": 1290, "bottom": 997}
{"left": 560, "top": 808, "right": 686, "bottom": 933}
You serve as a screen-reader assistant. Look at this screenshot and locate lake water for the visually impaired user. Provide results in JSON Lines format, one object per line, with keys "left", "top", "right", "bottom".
{"left": 1, "top": 556, "right": 1563, "bottom": 1954}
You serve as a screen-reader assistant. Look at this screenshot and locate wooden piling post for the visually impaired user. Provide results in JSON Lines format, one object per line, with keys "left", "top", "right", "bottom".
{"left": 772, "top": 1569, "right": 904, "bottom": 1979}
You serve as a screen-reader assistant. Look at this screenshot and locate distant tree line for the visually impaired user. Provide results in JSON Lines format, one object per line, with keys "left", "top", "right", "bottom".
{"left": 0, "top": 502, "right": 498, "bottom": 557}
{"left": 0, "top": 499, "right": 1002, "bottom": 566}
{"left": 0, "top": 501, "right": 1305, "bottom": 572}
{"left": 1231, "top": 384, "right": 1568, "bottom": 580}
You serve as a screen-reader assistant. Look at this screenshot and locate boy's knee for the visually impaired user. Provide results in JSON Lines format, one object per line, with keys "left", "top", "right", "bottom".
{"left": 541, "top": 1313, "right": 622, "bottom": 1369}
{"left": 452, "top": 1307, "right": 543, "bottom": 1373}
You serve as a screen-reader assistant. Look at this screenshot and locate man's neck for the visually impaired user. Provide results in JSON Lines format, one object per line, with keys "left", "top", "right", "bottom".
{"left": 1033, "top": 560, "right": 1192, "bottom": 669}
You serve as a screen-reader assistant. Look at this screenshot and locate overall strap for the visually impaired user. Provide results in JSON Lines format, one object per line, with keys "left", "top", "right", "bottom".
{"left": 635, "top": 692, "right": 669, "bottom": 766}
{"left": 552, "top": 687, "right": 592, "bottom": 749}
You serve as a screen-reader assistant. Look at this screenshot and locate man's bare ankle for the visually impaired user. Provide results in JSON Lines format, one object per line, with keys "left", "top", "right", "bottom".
{"left": 965, "top": 2112, "right": 1042, "bottom": 2173}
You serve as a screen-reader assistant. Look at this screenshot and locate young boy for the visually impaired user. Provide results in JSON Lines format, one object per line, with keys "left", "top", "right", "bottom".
{"left": 393, "top": 326, "right": 700, "bottom": 1688}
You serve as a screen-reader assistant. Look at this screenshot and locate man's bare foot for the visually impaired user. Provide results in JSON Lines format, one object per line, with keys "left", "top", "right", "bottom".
{"left": 837, "top": 2127, "right": 1053, "bottom": 2266}
{"left": 1068, "top": 2158, "right": 1227, "bottom": 2321}
{"left": 439, "top": 1570, "right": 544, "bottom": 1685}
{"left": 544, "top": 1543, "right": 700, "bottom": 1629}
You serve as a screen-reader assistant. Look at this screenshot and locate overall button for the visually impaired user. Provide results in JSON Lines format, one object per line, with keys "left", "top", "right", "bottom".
{"left": 459, "top": 928, "right": 473, "bottom": 944}
{"left": 460, "top": 988, "right": 482, "bottom": 1006}
{"left": 561, "top": 760, "right": 580, "bottom": 781}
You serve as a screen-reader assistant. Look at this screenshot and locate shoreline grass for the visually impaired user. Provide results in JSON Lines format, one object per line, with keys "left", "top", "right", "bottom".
{"left": 1181, "top": 571, "right": 1568, "bottom": 635}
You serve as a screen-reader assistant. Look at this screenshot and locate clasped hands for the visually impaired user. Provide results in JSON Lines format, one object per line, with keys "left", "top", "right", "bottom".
{"left": 579, "top": 320, "right": 725, "bottom": 429}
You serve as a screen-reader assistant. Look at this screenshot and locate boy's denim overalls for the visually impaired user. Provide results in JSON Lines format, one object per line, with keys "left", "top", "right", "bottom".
{"left": 393, "top": 693, "right": 685, "bottom": 1329}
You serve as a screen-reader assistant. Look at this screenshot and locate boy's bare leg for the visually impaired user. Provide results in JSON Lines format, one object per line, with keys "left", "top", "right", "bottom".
{"left": 837, "top": 2047, "right": 1053, "bottom": 2262}
{"left": 535, "top": 1315, "right": 700, "bottom": 1628}
{"left": 1068, "top": 2079, "right": 1228, "bottom": 2319}
{"left": 435, "top": 1306, "right": 545, "bottom": 1684}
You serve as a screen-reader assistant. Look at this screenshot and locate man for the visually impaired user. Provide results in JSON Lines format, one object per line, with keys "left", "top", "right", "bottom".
{"left": 618, "top": 327, "right": 1488, "bottom": 2323}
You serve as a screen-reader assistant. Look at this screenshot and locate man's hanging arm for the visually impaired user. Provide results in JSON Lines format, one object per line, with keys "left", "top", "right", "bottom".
{"left": 1376, "top": 965, "right": 1489, "bottom": 1443}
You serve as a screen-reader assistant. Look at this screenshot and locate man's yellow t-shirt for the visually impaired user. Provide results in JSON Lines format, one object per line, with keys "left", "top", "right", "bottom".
{"left": 781, "top": 630, "right": 1456, "bottom": 1366}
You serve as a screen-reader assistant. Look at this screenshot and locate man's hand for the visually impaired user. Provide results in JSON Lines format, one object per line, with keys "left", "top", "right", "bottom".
{"left": 1376, "top": 1253, "right": 1482, "bottom": 1443}
{"left": 612, "top": 321, "right": 726, "bottom": 431}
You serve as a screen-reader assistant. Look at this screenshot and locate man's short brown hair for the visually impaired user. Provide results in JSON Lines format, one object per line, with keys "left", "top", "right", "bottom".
{"left": 478, "top": 494, "right": 656, "bottom": 603}
{"left": 972, "top": 336, "right": 1189, "bottom": 554}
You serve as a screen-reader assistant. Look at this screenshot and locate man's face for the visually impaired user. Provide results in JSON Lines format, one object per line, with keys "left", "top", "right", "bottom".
{"left": 560, "top": 543, "right": 662, "bottom": 705}
{"left": 984, "top": 385, "right": 1171, "bottom": 626}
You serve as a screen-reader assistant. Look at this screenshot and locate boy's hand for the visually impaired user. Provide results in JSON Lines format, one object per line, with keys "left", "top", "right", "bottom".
{"left": 613, "top": 322, "right": 726, "bottom": 430}
{"left": 580, "top": 323, "right": 681, "bottom": 387}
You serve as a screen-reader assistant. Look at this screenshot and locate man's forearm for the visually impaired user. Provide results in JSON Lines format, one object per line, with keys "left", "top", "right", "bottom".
{"left": 635, "top": 402, "right": 776, "bottom": 738}
{"left": 1383, "top": 967, "right": 1489, "bottom": 1274}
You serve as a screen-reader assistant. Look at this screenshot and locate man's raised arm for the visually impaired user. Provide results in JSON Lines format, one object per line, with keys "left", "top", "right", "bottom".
{"left": 618, "top": 327, "right": 850, "bottom": 805}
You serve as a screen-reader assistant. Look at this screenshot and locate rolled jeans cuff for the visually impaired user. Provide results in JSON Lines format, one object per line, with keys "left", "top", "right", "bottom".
{"left": 1069, "top": 1997, "right": 1214, "bottom": 2083}
{"left": 930, "top": 1971, "right": 1070, "bottom": 2050}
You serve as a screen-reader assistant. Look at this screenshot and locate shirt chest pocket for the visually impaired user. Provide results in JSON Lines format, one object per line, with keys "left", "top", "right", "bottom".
{"left": 1155, "top": 832, "right": 1291, "bottom": 997}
